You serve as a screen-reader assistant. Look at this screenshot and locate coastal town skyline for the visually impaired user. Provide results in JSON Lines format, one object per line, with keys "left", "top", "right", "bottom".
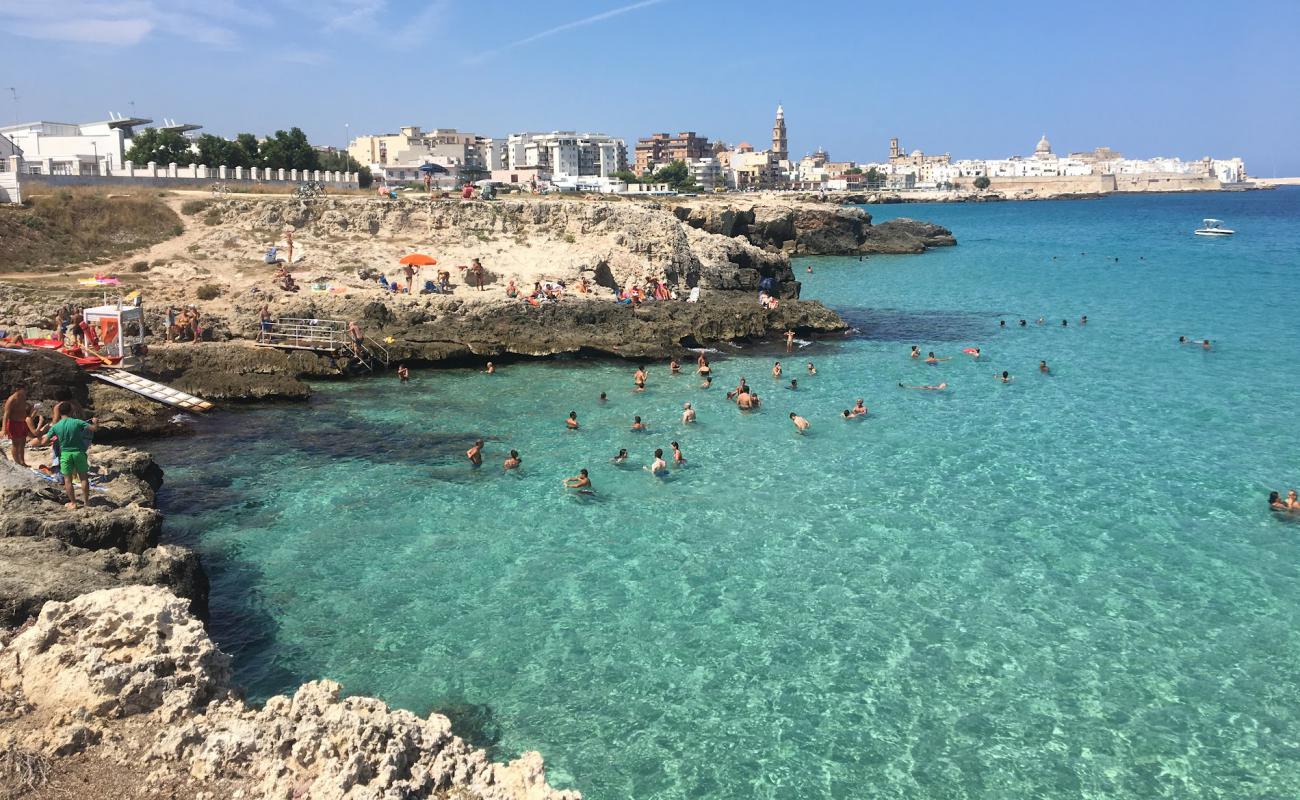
{"left": 6, "top": 0, "right": 1298, "bottom": 175}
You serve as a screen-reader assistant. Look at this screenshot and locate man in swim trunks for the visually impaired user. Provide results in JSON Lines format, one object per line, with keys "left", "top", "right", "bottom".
{"left": 851, "top": 399, "right": 868, "bottom": 416}
{"left": 785, "top": 330, "right": 795, "bottom": 351}
{"left": 1039, "top": 360, "right": 1050, "bottom": 374}
{"left": 599, "top": 391, "right": 607, "bottom": 402}
{"left": 567, "top": 411, "right": 580, "bottom": 430}
{"left": 348, "top": 321, "right": 364, "bottom": 355}
{"left": 789, "top": 412, "right": 810, "bottom": 434}
{"left": 736, "top": 390, "right": 754, "bottom": 410}
{"left": 486, "top": 362, "right": 495, "bottom": 374}
{"left": 634, "top": 367, "right": 647, "bottom": 391}
{"left": 650, "top": 449, "right": 669, "bottom": 476}
{"left": 925, "top": 352, "right": 949, "bottom": 364}
{"left": 787, "top": 379, "right": 798, "bottom": 390}
{"left": 48, "top": 403, "right": 97, "bottom": 509}
{"left": 682, "top": 403, "right": 696, "bottom": 424}
{"left": 504, "top": 450, "right": 521, "bottom": 470}
{"left": 631, "top": 416, "right": 646, "bottom": 431}
{"left": 998, "top": 370, "right": 1013, "bottom": 383}
{"left": 466, "top": 440, "right": 484, "bottom": 468}
{"left": 564, "top": 469, "right": 592, "bottom": 490}
{"left": 3, "top": 384, "right": 32, "bottom": 467}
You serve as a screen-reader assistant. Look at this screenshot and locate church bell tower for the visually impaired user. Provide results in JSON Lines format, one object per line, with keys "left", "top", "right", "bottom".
{"left": 772, "top": 104, "right": 788, "bottom": 162}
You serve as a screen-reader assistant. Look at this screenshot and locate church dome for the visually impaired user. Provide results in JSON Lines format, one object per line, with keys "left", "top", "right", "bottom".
{"left": 1035, "top": 134, "right": 1052, "bottom": 155}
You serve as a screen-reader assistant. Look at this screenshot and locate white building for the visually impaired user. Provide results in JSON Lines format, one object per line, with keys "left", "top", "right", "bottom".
{"left": 504, "top": 132, "right": 625, "bottom": 179}
{"left": 687, "top": 157, "right": 723, "bottom": 190}
{"left": 0, "top": 115, "right": 194, "bottom": 174}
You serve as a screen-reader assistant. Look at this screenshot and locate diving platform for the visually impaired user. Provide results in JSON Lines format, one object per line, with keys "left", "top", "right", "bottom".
{"left": 256, "top": 318, "right": 389, "bottom": 371}
{"left": 92, "top": 369, "right": 214, "bottom": 412}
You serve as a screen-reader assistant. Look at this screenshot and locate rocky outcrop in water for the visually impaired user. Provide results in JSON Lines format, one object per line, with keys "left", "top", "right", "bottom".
{"left": 670, "top": 199, "right": 956, "bottom": 256}
{"left": 0, "top": 586, "right": 579, "bottom": 799}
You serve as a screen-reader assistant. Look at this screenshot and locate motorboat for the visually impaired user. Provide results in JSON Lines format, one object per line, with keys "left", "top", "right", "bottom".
{"left": 1194, "top": 218, "right": 1234, "bottom": 236}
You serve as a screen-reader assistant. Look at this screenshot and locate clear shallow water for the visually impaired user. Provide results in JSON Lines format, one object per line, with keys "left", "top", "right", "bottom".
{"left": 155, "top": 189, "right": 1300, "bottom": 799}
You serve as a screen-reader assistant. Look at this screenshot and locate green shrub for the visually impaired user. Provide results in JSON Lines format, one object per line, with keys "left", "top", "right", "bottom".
{"left": 195, "top": 284, "right": 222, "bottom": 300}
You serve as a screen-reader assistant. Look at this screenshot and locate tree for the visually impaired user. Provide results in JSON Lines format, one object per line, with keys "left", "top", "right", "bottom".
{"left": 257, "top": 127, "right": 319, "bottom": 171}
{"left": 651, "top": 160, "right": 695, "bottom": 190}
{"left": 125, "top": 128, "right": 195, "bottom": 166}
{"left": 973, "top": 175, "right": 991, "bottom": 190}
{"left": 611, "top": 169, "right": 640, "bottom": 184}
{"left": 845, "top": 166, "right": 863, "bottom": 175}
{"left": 234, "top": 133, "right": 260, "bottom": 166}
{"left": 864, "top": 167, "right": 885, "bottom": 188}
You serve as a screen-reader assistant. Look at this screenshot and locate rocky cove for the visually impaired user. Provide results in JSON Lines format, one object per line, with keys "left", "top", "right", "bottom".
{"left": 0, "top": 195, "right": 953, "bottom": 797}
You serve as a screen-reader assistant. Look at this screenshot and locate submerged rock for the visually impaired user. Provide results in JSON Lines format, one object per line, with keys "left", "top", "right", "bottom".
{"left": 0, "top": 586, "right": 580, "bottom": 798}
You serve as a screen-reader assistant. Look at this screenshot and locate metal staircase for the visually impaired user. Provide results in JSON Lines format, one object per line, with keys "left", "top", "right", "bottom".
{"left": 256, "top": 318, "right": 389, "bottom": 372}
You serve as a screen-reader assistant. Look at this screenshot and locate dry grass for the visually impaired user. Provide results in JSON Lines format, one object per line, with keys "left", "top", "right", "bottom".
{"left": 0, "top": 186, "right": 182, "bottom": 271}
{"left": 0, "top": 744, "right": 51, "bottom": 799}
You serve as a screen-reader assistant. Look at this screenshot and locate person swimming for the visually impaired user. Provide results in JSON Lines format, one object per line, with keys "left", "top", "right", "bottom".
{"left": 671, "top": 441, "right": 685, "bottom": 465}
{"left": 787, "top": 379, "right": 798, "bottom": 390}
{"left": 466, "top": 439, "right": 484, "bottom": 468}
{"left": 566, "top": 411, "right": 579, "bottom": 430}
{"left": 612, "top": 448, "right": 629, "bottom": 464}
{"left": 851, "top": 398, "right": 867, "bottom": 416}
{"left": 910, "top": 346, "right": 920, "bottom": 359}
{"left": 899, "top": 382, "right": 948, "bottom": 391}
{"left": 564, "top": 469, "right": 593, "bottom": 491}
{"left": 965, "top": 348, "right": 981, "bottom": 359}
{"left": 999, "top": 320, "right": 1006, "bottom": 328}
{"left": 650, "top": 448, "right": 669, "bottom": 476}
{"left": 682, "top": 402, "right": 696, "bottom": 424}
{"left": 1080, "top": 315, "right": 1088, "bottom": 325}
{"left": 485, "top": 361, "right": 495, "bottom": 374}
{"left": 841, "top": 410, "right": 853, "bottom": 420}
{"left": 1269, "top": 491, "right": 1288, "bottom": 511}
{"left": 806, "top": 362, "right": 816, "bottom": 375}
{"left": 1039, "top": 360, "right": 1050, "bottom": 374}
{"left": 701, "top": 375, "right": 713, "bottom": 389}
{"left": 504, "top": 450, "right": 521, "bottom": 470}
{"left": 1019, "top": 319, "right": 1027, "bottom": 327}
{"left": 669, "top": 358, "right": 680, "bottom": 374}
{"left": 925, "top": 352, "right": 950, "bottom": 364}
{"left": 599, "top": 391, "right": 608, "bottom": 402}
{"left": 998, "top": 370, "right": 1013, "bottom": 383}
{"left": 1061, "top": 319, "right": 1068, "bottom": 327}
{"left": 789, "top": 412, "right": 810, "bottom": 434}
{"left": 772, "top": 361, "right": 782, "bottom": 378}
{"left": 631, "top": 415, "right": 646, "bottom": 431}
{"left": 634, "top": 367, "right": 647, "bottom": 390}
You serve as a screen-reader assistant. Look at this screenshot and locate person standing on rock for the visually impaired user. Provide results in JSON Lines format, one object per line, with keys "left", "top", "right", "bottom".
{"left": 785, "top": 330, "right": 796, "bottom": 351}
{"left": 48, "top": 403, "right": 97, "bottom": 509}
{"left": 348, "top": 321, "right": 364, "bottom": 356}
{"left": 285, "top": 229, "right": 294, "bottom": 264}
{"left": 3, "top": 383, "right": 33, "bottom": 467}
{"left": 470, "top": 258, "right": 486, "bottom": 291}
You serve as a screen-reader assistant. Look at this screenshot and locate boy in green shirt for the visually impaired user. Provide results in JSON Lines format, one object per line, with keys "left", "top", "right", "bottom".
{"left": 48, "top": 402, "right": 97, "bottom": 509}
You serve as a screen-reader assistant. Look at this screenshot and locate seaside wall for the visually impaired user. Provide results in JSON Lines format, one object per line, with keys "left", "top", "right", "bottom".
{"left": 1113, "top": 173, "right": 1223, "bottom": 192}
{"left": 2, "top": 155, "right": 359, "bottom": 195}
{"left": 984, "top": 175, "right": 1117, "bottom": 195}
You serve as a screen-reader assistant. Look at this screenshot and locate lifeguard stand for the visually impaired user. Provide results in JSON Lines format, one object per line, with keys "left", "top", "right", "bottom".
{"left": 82, "top": 300, "right": 147, "bottom": 368}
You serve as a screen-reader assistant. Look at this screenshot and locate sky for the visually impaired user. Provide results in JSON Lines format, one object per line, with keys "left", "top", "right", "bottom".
{"left": 4, "top": 0, "right": 1300, "bottom": 174}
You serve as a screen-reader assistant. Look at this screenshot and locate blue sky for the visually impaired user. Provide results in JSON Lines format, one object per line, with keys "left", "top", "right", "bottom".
{"left": 6, "top": 0, "right": 1299, "bottom": 173}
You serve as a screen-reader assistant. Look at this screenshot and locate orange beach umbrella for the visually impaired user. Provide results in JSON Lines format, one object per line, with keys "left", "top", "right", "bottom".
{"left": 400, "top": 254, "right": 437, "bottom": 266}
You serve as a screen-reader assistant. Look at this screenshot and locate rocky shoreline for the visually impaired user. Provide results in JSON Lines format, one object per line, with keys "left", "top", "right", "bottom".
{"left": 0, "top": 195, "right": 956, "bottom": 797}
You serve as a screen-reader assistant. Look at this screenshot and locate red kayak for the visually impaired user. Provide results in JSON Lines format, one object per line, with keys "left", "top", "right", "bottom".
{"left": 25, "top": 338, "right": 121, "bottom": 370}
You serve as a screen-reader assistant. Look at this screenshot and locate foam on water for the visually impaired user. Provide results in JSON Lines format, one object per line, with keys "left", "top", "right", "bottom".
{"left": 155, "top": 189, "right": 1300, "bottom": 799}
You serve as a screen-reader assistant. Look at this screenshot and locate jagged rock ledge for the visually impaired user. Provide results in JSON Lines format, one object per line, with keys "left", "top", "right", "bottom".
{"left": 0, "top": 586, "right": 578, "bottom": 799}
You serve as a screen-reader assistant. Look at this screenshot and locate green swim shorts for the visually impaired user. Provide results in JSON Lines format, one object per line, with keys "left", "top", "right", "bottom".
{"left": 60, "top": 450, "right": 89, "bottom": 477}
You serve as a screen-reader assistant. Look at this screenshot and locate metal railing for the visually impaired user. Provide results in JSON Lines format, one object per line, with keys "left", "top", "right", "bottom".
{"left": 256, "top": 318, "right": 388, "bottom": 370}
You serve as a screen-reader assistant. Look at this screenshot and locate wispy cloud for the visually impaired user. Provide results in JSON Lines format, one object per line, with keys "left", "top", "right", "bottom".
{"left": 7, "top": 0, "right": 272, "bottom": 47}
{"left": 277, "top": 48, "right": 327, "bottom": 66}
{"left": 467, "top": 0, "right": 667, "bottom": 64}
{"left": 319, "top": 0, "right": 387, "bottom": 32}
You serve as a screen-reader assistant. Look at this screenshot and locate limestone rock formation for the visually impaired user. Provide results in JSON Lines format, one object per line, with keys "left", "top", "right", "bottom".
{"left": 0, "top": 586, "right": 580, "bottom": 799}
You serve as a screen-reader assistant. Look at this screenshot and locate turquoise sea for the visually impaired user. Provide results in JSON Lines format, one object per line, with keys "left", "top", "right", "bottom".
{"left": 154, "top": 189, "right": 1300, "bottom": 799}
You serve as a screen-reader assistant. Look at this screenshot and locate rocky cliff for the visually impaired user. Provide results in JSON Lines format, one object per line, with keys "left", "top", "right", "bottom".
{"left": 0, "top": 586, "right": 579, "bottom": 799}
{"left": 670, "top": 199, "right": 956, "bottom": 255}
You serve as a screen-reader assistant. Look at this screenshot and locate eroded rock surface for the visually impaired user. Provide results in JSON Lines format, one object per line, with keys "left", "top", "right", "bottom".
{"left": 0, "top": 587, "right": 580, "bottom": 799}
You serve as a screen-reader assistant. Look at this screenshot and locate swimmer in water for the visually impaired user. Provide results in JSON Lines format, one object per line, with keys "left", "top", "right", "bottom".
{"left": 851, "top": 398, "right": 867, "bottom": 416}
{"left": 787, "top": 379, "right": 798, "bottom": 390}
{"left": 789, "top": 412, "right": 810, "bottom": 434}
{"left": 701, "top": 375, "right": 713, "bottom": 389}
{"left": 806, "top": 362, "right": 816, "bottom": 375}
{"left": 566, "top": 411, "right": 579, "bottom": 430}
{"left": 1202, "top": 339, "right": 1212, "bottom": 350}
{"left": 682, "top": 402, "right": 696, "bottom": 424}
{"left": 1036, "top": 317, "right": 1045, "bottom": 325}
{"left": 671, "top": 441, "right": 685, "bottom": 465}
{"left": 841, "top": 410, "right": 853, "bottom": 420}
{"left": 1269, "top": 491, "right": 1288, "bottom": 511}
{"left": 631, "top": 415, "right": 646, "bottom": 431}
{"left": 466, "top": 439, "right": 484, "bottom": 468}
{"left": 564, "top": 469, "right": 592, "bottom": 491}
{"left": 1288, "top": 489, "right": 1300, "bottom": 511}
{"left": 772, "top": 361, "right": 783, "bottom": 378}
{"left": 998, "top": 370, "right": 1013, "bottom": 383}
{"left": 1039, "top": 360, "right": 1050, "bottom": 374}
{"left": 925, "top": 352, "right": 950, "bottom": 364}
{"left": 1019, "top": 319, "right": 1027, "bottom": 327}
{"left": 697, "top": 353, "right": 711, "bottom": 376}
{"left": 1061, "top": 319, "right": 1068, "bottom": 327}
{"left": 999, "top": 320, "right": 1006, "bottom": 328}
{"left": 634, "top": 367, "right": 647, "bottom": 391}
{"left": 650, "top": 448, "right": 669, "bottom": 476}
{"left": 612, "top": 448, "right": 629, "bottom": 464}
{"left": 966, "top": 348, "right": 982, "bottom": 359}
{"left": 599, "top": 391, "right": 608, "bottom": 402}
{"left": 397, "top": 364, "right": 409, "bottom": 383}
{"left": 1080, "top": 315, "right": 1088, "bottom": 325}
{"left": 504, "top": 450, "right": 521, "bottom": 470}
{"left": 910, "top": 346, "right": 920, "bottom": 359}
{"left": 806, "top": 265, "right": 813, "bottom": 273}
{"left": 485, "top": 361, "right": 495, "bottom": 374}
{"left": 736, "top": 389, "right": 756, "bottom": 410}
{"left": 898, "top": 382, "right": 948, "bottom": 391}
{"left": 669, "top": 358, "right": 680, "bottom": 374}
